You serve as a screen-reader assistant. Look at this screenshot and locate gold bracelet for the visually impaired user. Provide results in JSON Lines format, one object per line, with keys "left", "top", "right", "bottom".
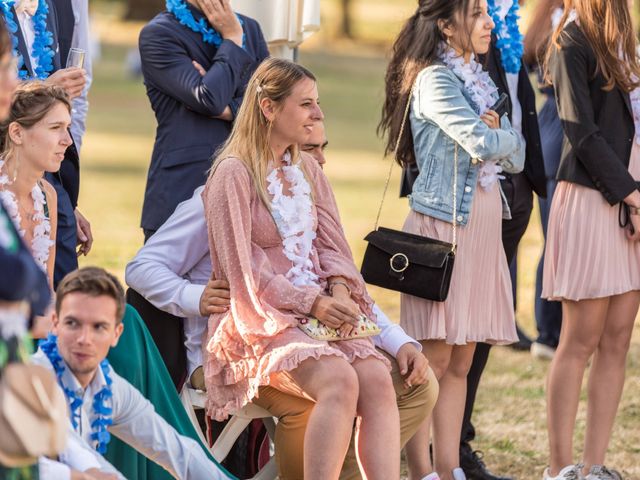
{"left": 329, "top": 281, "right": 351, "bottom": 296}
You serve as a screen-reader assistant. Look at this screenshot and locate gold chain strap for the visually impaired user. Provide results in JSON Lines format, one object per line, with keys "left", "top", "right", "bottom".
{"left": 452, "top": 143, "right": 458, "bottom": 251}
{"left": 374, "top": 86, "right": 458, "bottom": 252}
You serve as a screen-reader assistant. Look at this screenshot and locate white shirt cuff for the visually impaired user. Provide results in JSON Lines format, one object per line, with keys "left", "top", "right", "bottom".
{"left": 180, "top": 284, "right": 206, "bottom": 317}
{"left": 371, "top": 304, "right": 422, "bottom": 357}
{"left": 39, "top": 457, "right": 71, "bottom": 480}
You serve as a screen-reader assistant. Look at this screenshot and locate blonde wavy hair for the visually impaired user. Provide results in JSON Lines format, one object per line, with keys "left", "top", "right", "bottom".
{"left": 210, "top": 58, "right": 317, "bottom": 208}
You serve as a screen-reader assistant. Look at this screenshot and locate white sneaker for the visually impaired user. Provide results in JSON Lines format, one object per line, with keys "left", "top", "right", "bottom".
{"left": 531, "top": 341, "right": 556, "bottom": 360}
{"left": 585, "top": 465, "right": 623, "bottom": 480}
{"left": 543, "top": 465, "right": 583, "bottom": 480}
{"left": 452, "top": 467, "right": 466, "bottom": 480}
{"left": 422, "top": 473, "right": 441, "bottom": 480}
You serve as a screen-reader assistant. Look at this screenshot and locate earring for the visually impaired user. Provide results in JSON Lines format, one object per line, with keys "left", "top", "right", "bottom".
{"left": 10, "top": 152, "right": 19, "bottom": 183}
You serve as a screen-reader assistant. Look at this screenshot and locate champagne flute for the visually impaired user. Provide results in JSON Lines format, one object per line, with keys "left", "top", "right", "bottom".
{"left": 66, "top": 48, "right": 85, "bottom": 69}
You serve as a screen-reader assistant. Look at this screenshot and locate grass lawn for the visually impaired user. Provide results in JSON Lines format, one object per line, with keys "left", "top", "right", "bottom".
{"left": 78, "top": 8, "right": 640, "bottom": 477}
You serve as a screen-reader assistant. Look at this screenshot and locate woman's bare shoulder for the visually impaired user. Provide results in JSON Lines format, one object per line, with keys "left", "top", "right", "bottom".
{"left": 39, "top": 178, "right": 57, "bottom": 201}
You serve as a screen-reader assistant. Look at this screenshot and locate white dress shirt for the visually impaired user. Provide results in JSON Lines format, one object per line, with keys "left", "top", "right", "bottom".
{"left": 126, "top": 187, "right": 421, "bottom": 379}
{"left": 506, "top": 72, "right": 522, "bottom": 135}
{"left": 68, "top": 0, "right": 92, "bottom": 151}
{"left": 31, "top": 349, "right": 230, "bottom": 480}
{"left": 16, "top": 11, "right": 37, "bottom": 70}
{"left": 38, "top": 429, "right": 121, "bottom": 480}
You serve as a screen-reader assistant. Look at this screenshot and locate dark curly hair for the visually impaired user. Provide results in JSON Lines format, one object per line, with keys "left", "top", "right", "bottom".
{"left": 378, "top": 0, "right": 477, "bottom": 167}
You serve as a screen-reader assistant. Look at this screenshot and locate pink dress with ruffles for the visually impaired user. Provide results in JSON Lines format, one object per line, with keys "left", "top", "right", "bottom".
{"left": 202, "top": 153, "right": 387, "bottom": 420}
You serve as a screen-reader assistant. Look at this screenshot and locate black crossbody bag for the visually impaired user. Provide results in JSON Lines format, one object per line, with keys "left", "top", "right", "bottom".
{"left": 360, "top": 87, "right": 457, "bottom": 301}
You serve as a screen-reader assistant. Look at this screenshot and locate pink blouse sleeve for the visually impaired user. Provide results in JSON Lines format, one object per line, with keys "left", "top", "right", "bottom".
{"left": 305, "top": 155, "right": 375, "bottom": 316}
{"left": 203, "top": 158, "right": 322, "bottom": 340}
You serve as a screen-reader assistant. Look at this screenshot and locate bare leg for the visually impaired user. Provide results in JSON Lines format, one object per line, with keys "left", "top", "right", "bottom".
{"left": 547, "top": 298, "right": 609, "bottom": 474}
{"left": 404, "top": 367, "right": 439, "bottom": 480}
{"left": 351, "top": 357, "right": 401, "bottom": 480}
{"left": 432, "top": 343, "right": 477, "bottom": 479}
{"left": 583, "top": 291, "right": 640, "bottom": 469}
{"left": 405, "top": 340, "right": 452, "bottom": 480}
{"left": 287, "top": 355, "right": 359, "bottom": 480}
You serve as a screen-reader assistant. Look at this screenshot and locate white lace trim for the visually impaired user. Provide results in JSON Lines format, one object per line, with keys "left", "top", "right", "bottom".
{"left": 0, "top": 158, "right": 53, "bottom": 270}
{"left": 440, "top": 44, "right": 499, "bottom": 115}
{"left": 267, "top": 151, "right": 319, "bottom": 287}
{"left": 440, "top": 44, "right": 503, "bottom": 190}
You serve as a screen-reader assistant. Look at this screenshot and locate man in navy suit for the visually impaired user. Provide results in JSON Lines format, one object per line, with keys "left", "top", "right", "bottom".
{"left": 139, "top": 0, "right": 268, "bottom": 238}
{"left": 1, "top": 0, "right": 90, "bottom": 287}
{"left": 135, "top": 0, "right": 268, "bottom": 385}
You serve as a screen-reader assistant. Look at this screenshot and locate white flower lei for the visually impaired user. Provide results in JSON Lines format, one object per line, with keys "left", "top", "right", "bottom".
{"left": 0, "top": 158, "right": 53, "bottom": 270}
{"left": 440, "top": 44, "right": 504, "bottom": 190}
{"left": 629, "top": 70, "right": 640, "bottom": 145}
{"left": 267, "top": 151, "right": 319, "bottom": 287}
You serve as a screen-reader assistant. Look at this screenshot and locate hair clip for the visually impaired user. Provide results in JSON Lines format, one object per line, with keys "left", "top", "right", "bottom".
{"left": 256, "top": 85, "right": 263, "bottom": 93}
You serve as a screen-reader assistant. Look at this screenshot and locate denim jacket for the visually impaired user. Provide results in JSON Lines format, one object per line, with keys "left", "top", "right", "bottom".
{"left": 408, "top": 62, "right": 526, "bottom": 226}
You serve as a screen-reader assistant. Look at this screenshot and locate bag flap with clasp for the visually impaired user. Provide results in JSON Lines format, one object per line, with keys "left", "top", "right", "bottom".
{"left": 364, "top": 227, "right": 454, "bottom": 268}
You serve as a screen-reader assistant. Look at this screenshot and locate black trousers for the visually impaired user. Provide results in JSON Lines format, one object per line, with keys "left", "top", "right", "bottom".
{"left": 461, "top": 173, "right": 533, "bottom": 444}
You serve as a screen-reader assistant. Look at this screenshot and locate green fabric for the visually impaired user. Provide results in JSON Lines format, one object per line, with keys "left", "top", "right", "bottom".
{"left": 0, "top": 333, "right": 37, "bottom": 478}
{"left": 0, "top": 466, "right": 38, "bottom": 480}
{"left": 105, "top": 304, "right": 234, "bottom": 479}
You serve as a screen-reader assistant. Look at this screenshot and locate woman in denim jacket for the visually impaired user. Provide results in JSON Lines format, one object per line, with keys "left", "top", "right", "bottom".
{"left": 379, "top": 1, "right": 525, "bottom": 479}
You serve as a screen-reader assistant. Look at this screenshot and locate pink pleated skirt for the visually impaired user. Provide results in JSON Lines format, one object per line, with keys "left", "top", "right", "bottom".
{"left": 542, "top": 143, "right": 640, "bottom": 301}
{"left": 400, "top": 182, "right": 517, "bottom": 345}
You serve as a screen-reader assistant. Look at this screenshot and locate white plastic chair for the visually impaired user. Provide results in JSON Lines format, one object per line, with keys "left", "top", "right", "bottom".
{"left": 179, "top": 386, "right": 277, "bottom": 480}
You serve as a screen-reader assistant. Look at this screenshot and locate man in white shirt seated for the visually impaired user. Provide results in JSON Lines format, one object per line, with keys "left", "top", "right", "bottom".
{"left": 126, "top": 123, "right": 439, "bottom": 479}
{"left": 32, "top": 267, "right": 232, "bottom": 480}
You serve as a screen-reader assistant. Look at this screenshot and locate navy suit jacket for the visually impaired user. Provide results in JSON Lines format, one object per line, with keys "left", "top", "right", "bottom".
{"left": 139, "top": 8, "right": 269, "bottom": 232}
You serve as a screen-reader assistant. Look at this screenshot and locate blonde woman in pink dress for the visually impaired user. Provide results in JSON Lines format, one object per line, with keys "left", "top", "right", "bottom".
{"left": 202, "top": 58, "right": 401, "bottom": 480}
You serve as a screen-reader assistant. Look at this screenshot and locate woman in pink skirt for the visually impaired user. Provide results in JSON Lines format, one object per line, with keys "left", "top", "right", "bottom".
{"left": 542, "top": 1, "right": 640, "bottom": 479}
{"left": 379, "top": 1, "right": 525, "bottom": 479}
{"left": 202, "top": 58, "right": 400, "bottom": 480}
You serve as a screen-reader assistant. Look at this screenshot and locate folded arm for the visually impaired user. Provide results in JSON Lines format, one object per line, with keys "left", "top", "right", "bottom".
{"left": 415, "top": 66, "right": 525, "bottom": 171}
{"left": 139, "top": 22, "right": 256, "bottom": 117}
{"left": 205, "top": 159, "right": 322, "bottom": 338}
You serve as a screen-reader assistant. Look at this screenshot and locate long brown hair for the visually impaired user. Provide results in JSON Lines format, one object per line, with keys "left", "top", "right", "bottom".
{"left": 544, "top": 0, "right": 640, "bottom": 92}
{"left": 522, "top": 0, "right": 564, "bottom": 68}
{"left": 210, "top": 58, "right": 317, "bottom": 208}
{"left": 378, "top": 0, "right": 476, "bottom": 167}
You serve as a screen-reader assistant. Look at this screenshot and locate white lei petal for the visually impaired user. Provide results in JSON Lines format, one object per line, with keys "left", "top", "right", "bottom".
{"left": 440, "top": 44, "right": 498, "bottom": 116}
{"left": 492, "top": 0, "right": 513, "bottom": 20}
{"left": 0, "top": 158, "right": 53, "bottom": 270}
{"left": 440, "top": 45, "right": 503, "bottom": 190}
{"left": 267, "top": 152, "right": 319, "bottom": 287}
{"left": 492, "top": 0, "right": 514, "bottom": 41}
